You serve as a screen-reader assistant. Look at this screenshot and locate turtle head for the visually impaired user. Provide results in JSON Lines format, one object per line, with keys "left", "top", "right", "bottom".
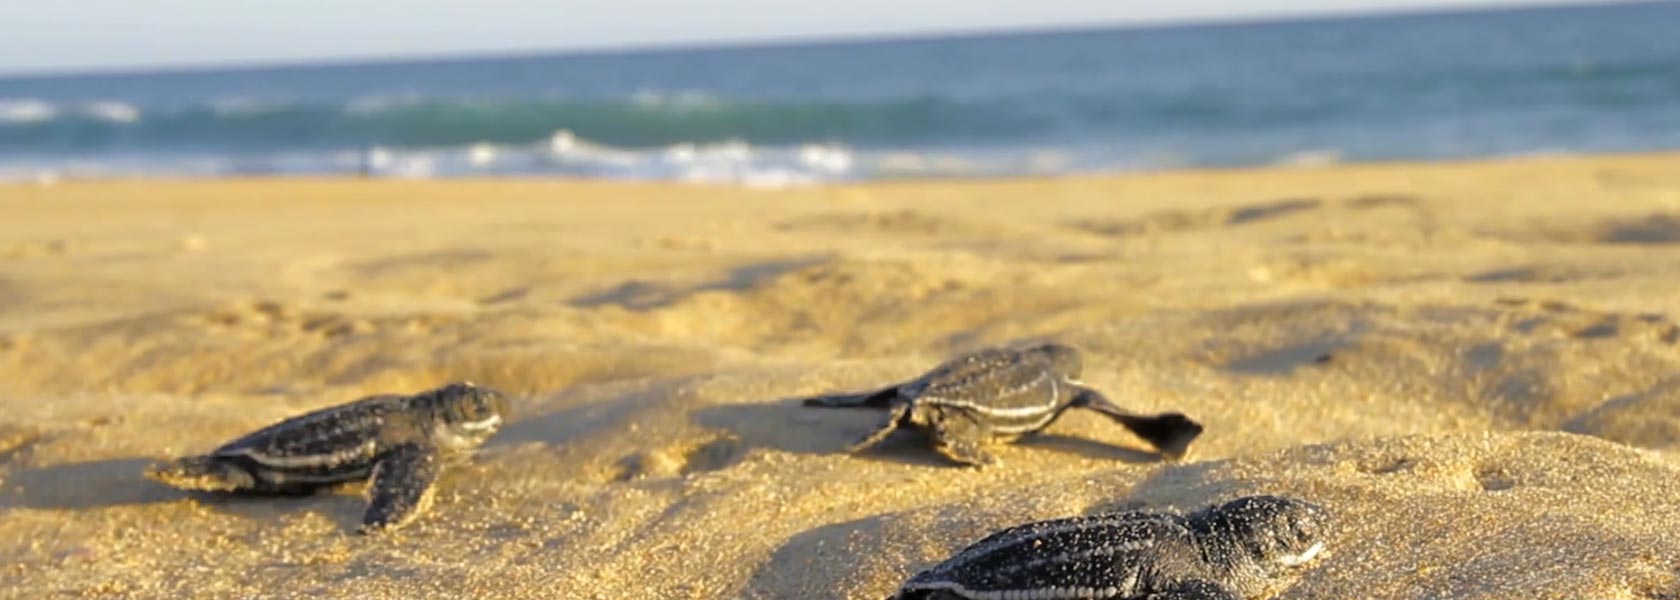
{"left": 1196, "top": 495, "right": 1330, "bottom": 583}
{"left": 1030, "top": 343, "right": 1084, "bottom": 379}
{"left": 422, "top": 382, "right": 511, "bottom": 447}
{"left": 1223, "top": 496, "right": 1329, "bottom": 569}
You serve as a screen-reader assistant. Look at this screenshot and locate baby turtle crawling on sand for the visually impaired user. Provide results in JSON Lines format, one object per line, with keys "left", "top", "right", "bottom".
{"left": 891, "top": 495, "right": 1329, "bottom": 600}
{"left": 145, "top": 382, "right": 509, "bottom": 534}
{"left": 802, "top": 344, "right": 1203, "bottom": 466}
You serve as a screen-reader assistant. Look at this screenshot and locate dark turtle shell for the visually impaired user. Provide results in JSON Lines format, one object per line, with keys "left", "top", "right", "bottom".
{"left": 907, "top": 344, "right": 1084, "bottom": 432}
{"left": 209, "top": 394, "right": 411, "bottom": 490}
{"left": 890, "top": 496, "right": 1329, "bottom": 600}
{"left": 913, "top": 345, "right": 1079, "bottom": 407}
{"left": 893, "top": 511, "right": 1206, "bottom": 600}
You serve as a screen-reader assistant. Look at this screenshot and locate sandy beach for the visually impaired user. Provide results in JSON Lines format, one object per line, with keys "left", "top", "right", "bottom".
{"left": 3, "top": 153, "right": 1680, "bottom": 598}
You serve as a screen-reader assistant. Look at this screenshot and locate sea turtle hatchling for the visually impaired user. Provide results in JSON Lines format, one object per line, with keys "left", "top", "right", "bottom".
{"left": 145, "top": 382, "right": 510, "bottom": 534}
{"left": 890, "top": 495, "right": 1330, "bottom": 600}
{"left": 801, "top": 344, "right": 1203, "bottom": 466}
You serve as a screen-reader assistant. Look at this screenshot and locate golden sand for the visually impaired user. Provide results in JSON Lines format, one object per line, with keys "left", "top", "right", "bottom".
{"left": 2, "top": 154, "right": 1679, "bottom": 598}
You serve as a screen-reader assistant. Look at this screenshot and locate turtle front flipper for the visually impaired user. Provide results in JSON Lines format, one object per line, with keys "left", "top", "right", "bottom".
{"left": 846, "top": 402, "right": 911, "bottom": 452}
{"left": 145, "top": 456, "right": 258, "bottom": 492}
{"left": 1145, "top": 579, "right": 1243, "bottom": 600}
{"left": 359, "top": 443, "right": 442, "bottom": 535}
{"left": 1071, "top": 387, "right": 1204, "bottom": 460}
{"left": 930, "top": 412, "right": 999, "bottom": 468}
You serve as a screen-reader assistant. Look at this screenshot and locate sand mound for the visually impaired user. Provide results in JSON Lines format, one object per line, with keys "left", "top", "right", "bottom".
{"left": 749, "top": 432, "right": 1680, "bottom": 600}
{"left": 4, "top": 155, "right": 1680, "bottom": 598}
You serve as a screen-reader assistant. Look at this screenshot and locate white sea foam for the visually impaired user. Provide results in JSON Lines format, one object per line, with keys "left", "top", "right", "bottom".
{"left": 1501, "top": 147, "right": 1575, "bottom": 159}
{"left": 0, "top": 139, "right": 1114, "bottom": 183}
{"left": 383, "top": 152, "right": 436, "bottom": 179}
{"left": 0, "top": 99, "right": 140, "bottom": 124}
{"left": 468, "top": 143, "right": 499, "bottom": 167}
{"left": 0, "top": 129, "right": 1121, "bottom": 185}
{"left": 0, "top": 99, "right": 58, "bottom": 123}
{"left": 706, "top": 140, "right": 753, "bottom": 162}
{"left": 1023, "top": 150, "right": 1072, "bottom": 172}
{"left": 82, "top": 101, "right": 141, "bottom": 124}
{"left": 799, "top": 144, "right": 854, "bottom": 174}
{"left": 0, "top": 167, "right": 65, "bottom": 185}
{"left": 872, "top": 151, "right": 981, "bottom": 177}
{"left": 663, "top": 142, "right": 696, "bottom": 163}
{"left": 549, "top": 130, "right": 642, "bottom": 167}
{"left": 1275, "top": 149, "right": 1343, "bottom": 167}
{"left": 364, "top": 147, "right": 395, "bottom": 171}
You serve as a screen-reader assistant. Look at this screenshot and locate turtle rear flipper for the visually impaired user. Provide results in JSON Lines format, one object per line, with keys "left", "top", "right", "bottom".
{"left": 801, "top": 386, "right": 900, "bottom": 409}
{"left": 888, "top": 592, "right": 963, "bottom": 600}
{"left": 359, "top": 443, "right": 441, "bottom": 534}
{"left": 1071, "top": 387, "right": 1204, "bottom": 459}
{"left": 145, "top": 456, "right": 258, "bottom": 492}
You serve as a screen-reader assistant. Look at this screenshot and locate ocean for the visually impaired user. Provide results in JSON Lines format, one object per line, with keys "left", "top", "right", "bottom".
{"left": 1, "top": 2, "right": 1677, "bottom": 184}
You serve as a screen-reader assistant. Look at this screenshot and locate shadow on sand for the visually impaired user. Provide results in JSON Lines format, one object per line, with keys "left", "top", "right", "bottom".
{"left": 1, "top": 457, "right": 175, "bottom": 510}
{"left": 1, "top": 456, "right": 367, "bottom": 531}
{"left": 733, "top": 452, "right": 1195, "bottom": 598}
{"left": 490, "top": 394, "right": 656, "bottom": 448}
{"left": 695, "top": 399, "right": 1170, "bottom": 468}
{"left": 694, "top": 399, "right": 953, "bottom": 468}
{"left": 568, "top": 256, "right": 829, "bottom": 310}
{"left": 1015, "top": 434, "right": 1167, "bottom": 464}
{"left": 735, "top": 512, "right": 897, "bottom": 599}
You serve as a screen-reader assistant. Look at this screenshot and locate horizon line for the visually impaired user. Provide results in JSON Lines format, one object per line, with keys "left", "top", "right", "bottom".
{"left": 0, "top": 0, "right": 1652, "bottom": 80}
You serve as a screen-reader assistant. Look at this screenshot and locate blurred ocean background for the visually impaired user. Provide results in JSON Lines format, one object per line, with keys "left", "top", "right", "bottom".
{"left": 1, "top": 1, "right": 1677, "bottom": 185}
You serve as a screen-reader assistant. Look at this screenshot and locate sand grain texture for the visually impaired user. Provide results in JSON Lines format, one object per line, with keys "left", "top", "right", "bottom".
{"left": 3, "top": 155, "right": 1680, "bottom": 599}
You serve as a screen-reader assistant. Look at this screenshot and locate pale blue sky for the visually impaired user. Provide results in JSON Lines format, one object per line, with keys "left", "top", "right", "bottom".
{"left": 4, "top": 0, "right": 1612, "bottom": 74}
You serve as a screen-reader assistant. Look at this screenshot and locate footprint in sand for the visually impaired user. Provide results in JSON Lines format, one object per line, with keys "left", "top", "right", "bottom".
{"left": 1489, "top": 297, "right": 1680, "bottom": 345}
{"left": 200, "top": 300, "right": 375, "bottom": 340}
{"left": 616, "top": 437, "right": 748, "bottom": 481}
{"left": 1479, "top": 212, "right": 1680, "bottom": 245}
{"left": 775, "top": 209, "right": 993, "bottom": 237}
{"left": 1069, "top": 196, "right": 1332, "bottom": 238}
{"left": 0, "top": 424, "right": 44, "bottom": 465}
{"left": 1341, "top": 193, "right": 1423, "bottom": 210}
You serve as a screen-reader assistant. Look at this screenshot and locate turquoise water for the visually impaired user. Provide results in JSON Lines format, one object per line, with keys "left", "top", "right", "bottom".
{"left": 1, "top": 2, "right": 1677, "bottom": 183}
